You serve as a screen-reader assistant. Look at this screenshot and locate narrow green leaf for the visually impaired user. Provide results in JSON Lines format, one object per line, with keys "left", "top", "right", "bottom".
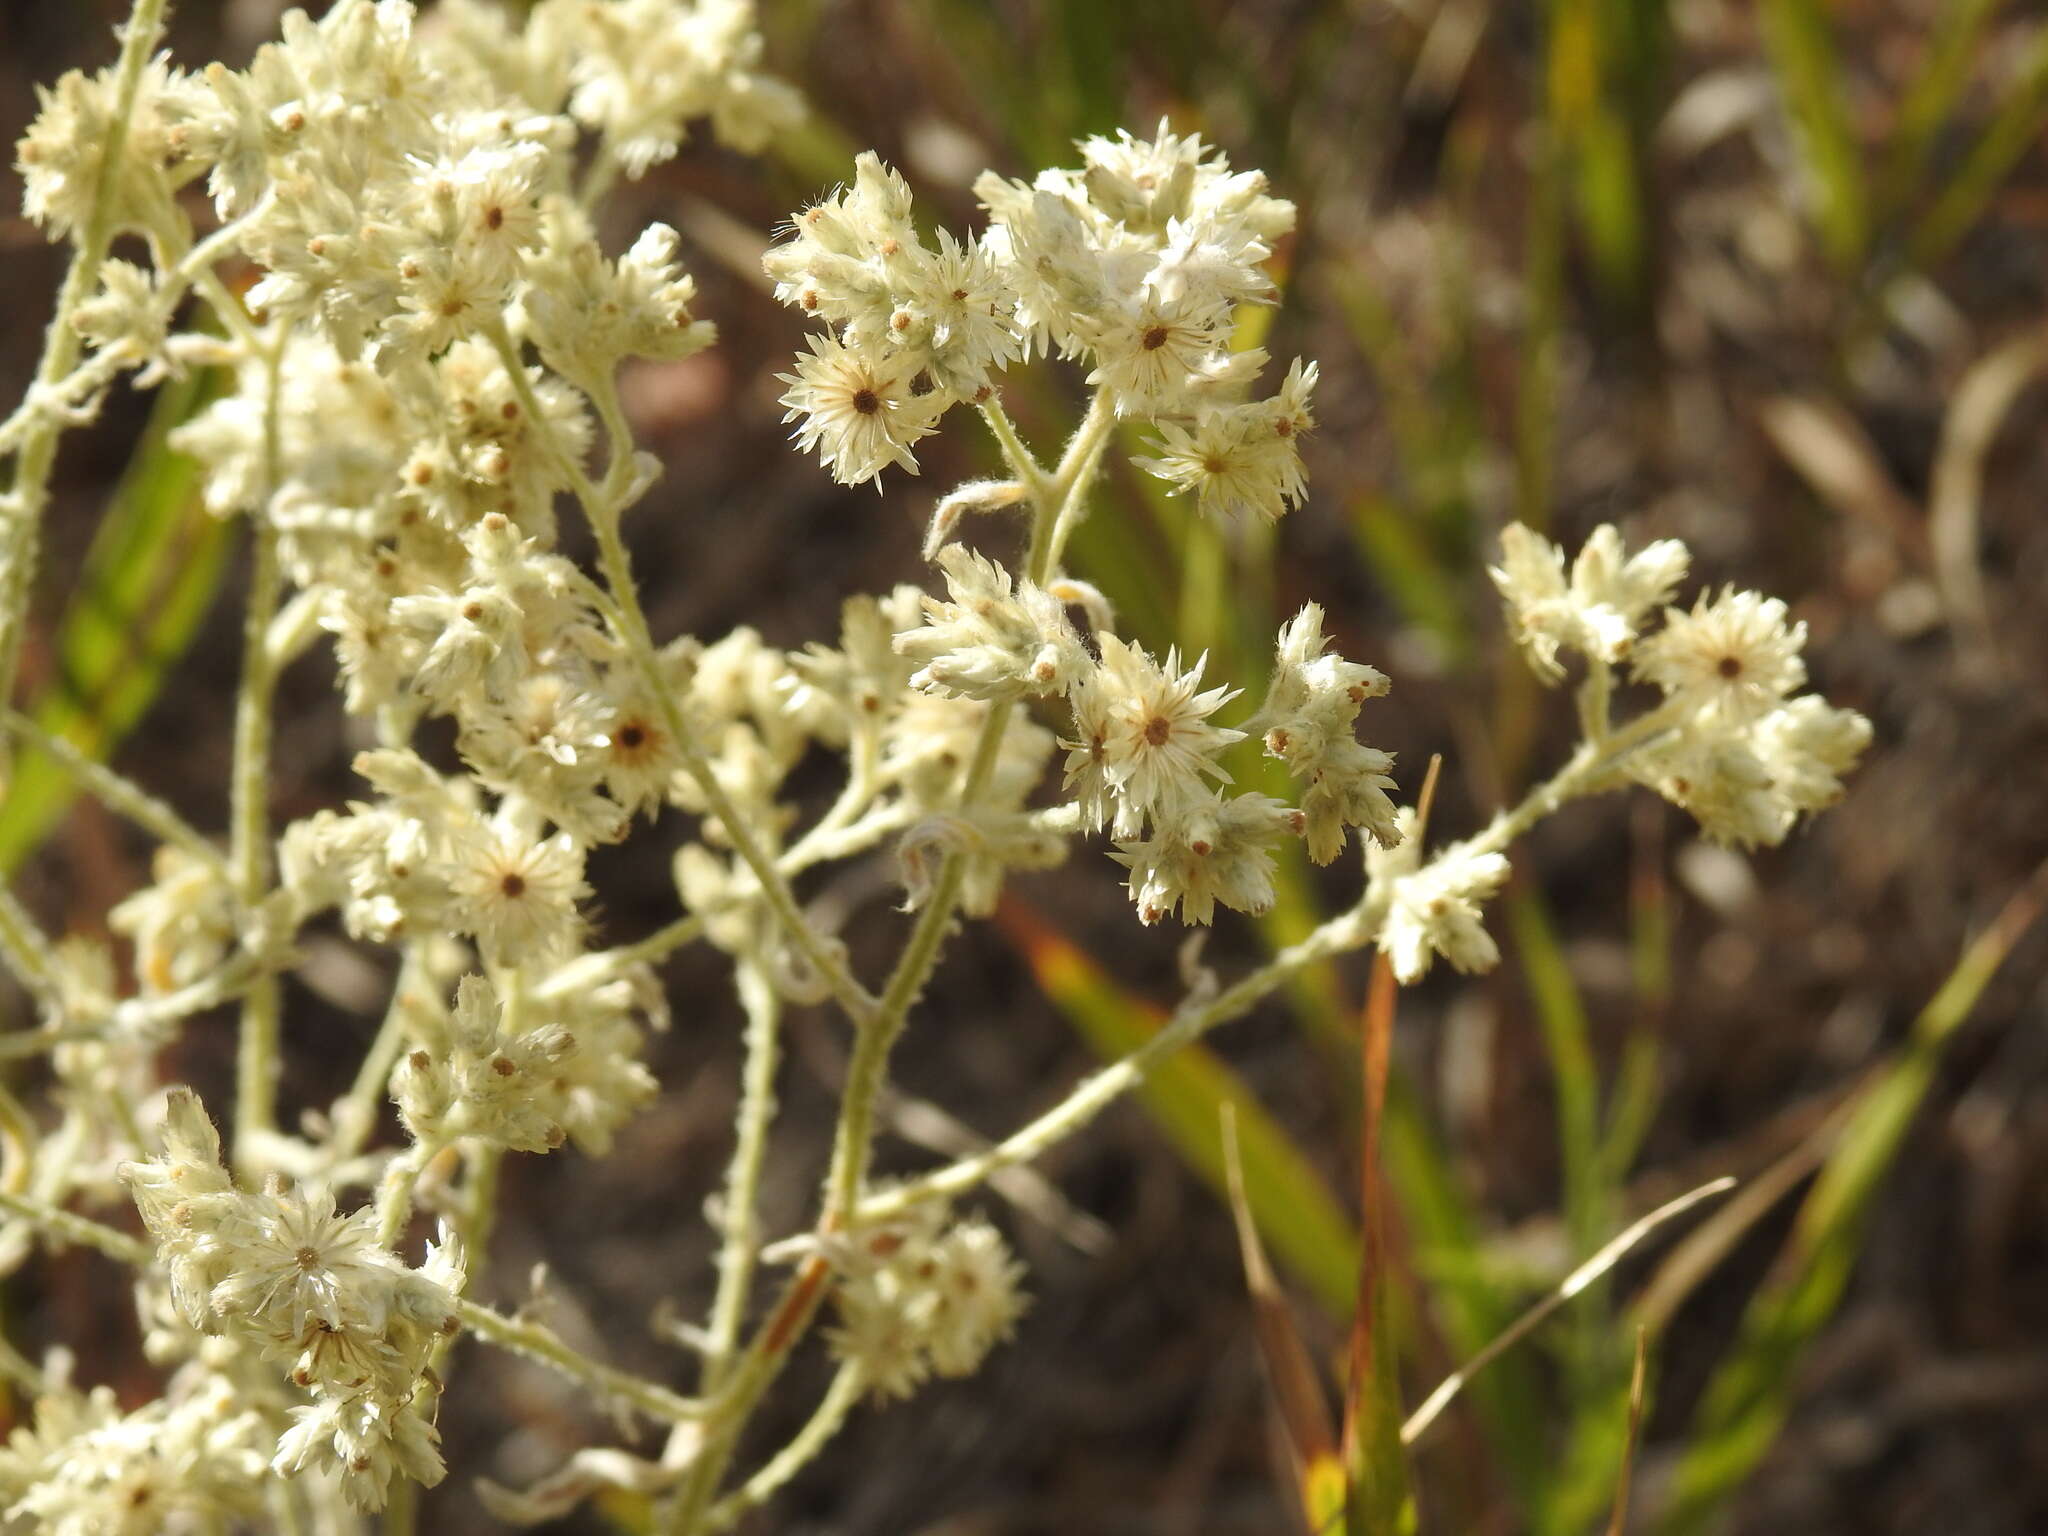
{"left": 1908, "top": 21, "right": 2048, "bottom": 274}
{"left": 0, "top": 371, "right": 229, "bottom": 875}
{"left": 1877, "top": 0, "right": 2008, "bottom": 222}
{"left": 1757, "top": 0, "right": 1870, "bottom": 271}
{"left": 1659, "top": 862, "right": 2048, "bottom": 1534}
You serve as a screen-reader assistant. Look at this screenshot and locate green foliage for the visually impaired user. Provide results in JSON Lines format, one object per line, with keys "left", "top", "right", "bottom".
{"left": 0, "top": 372, "right": 228, "bottom": 875}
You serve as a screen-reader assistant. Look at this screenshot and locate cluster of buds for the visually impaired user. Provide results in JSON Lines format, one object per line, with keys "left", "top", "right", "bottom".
{"left": 824, "top": 1213, "right": 1030, "bottom": 1401}
{"left": 0, "top": 1369, "right": 270, "bottom": 1535}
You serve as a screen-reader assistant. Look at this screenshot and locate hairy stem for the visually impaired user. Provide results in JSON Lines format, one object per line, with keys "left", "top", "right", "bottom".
{"left": 819, "top": 389, "right": 1112, "bottom": 1227}
{"left": 229, "top": 329, "right": 289, "bottom": 1176}
{"left": 663, "top": 392, "right": 1121, "bottom": 1536}
{"left": 0, "top": 0, "right": 172, "bottom": 744}
{"left": 454, "top": 1297, "right": 707, "bottom": 1424}
{"left": 700, "top": 955, "right": 783, "bottom": 1393}
{"left": 860, "top": 696, "right": 1696, "bottom": 1223}
{"left": 701, "top": 1364, "right": 864, "bottom": 1532}
{"left": 481, "top": 320, "right": 880, "bottom": 1027}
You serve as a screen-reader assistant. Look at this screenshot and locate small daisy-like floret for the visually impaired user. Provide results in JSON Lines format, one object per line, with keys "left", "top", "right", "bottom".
{"left": 446, "top": 822, "right": 590, "bottom": 962}
{"left": 1629, "top": 694, "right": 1872, "bottom": 849}
{"left": 272, "top": 1389, "right": 447, "bottom": 1512}
{"left": 108, "top": 846, "right": 238, "bottom": 997}
{"left": 210, "top": 1183, "right": 390, "bottom": 1338}
{"left": 1632, "top": 587, "right": 1806, "bottom": 722}
{"left": 762, "top": 151, "right": 920, "bottom": 334}
{"left": 1059, "top": 667, "right": 1120, "bottom": 835}
{"left": 121, "top": 1102, "right": 465, "bottom": 1511}
{"left": 15, "top": 56, "right": 201, "bottom": 240}
{"left": 1111, "top": 792, "right": 1298, "bottom": 925}
{"left": 1135, "top": 403, "right": 1304, "bottom": 524}
{"left": 522, "top": 207, "right": 718, "bottom": 387}
{"left": 778, "top": 332, "right": 947, "bottom": 486}
{"left": 917, "top": 229, "right": 1025, "bottom": 395}
{"left": 1627, "top": 729, "right": 1789, "bottom": 849}
{"left": 893, "top": 544, "right": 1086, "bottom": 701}
{"left": 564, "top": 0, "right": 801, "bottom": 175}
{"left": 394, "top": 974, "right": 570, "bottom": 1154}
{"left": 1752, "top": 695, "right": 1872, "bottom": 814}
{"left": 1077, "top": 291, "right": 1232, "bottom": 414}
{"left": 1492, "top": 522, "right": 1691, "bottom": 681}
{"left": 1079, "top": 636, "right": 1243, "bottom": 838}
{"left": 922, "top": 1219, "right": 1031, "bottom": 1377}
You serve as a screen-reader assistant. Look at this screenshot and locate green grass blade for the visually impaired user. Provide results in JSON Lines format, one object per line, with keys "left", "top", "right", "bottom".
{"left": 1658, "top": 861, "right": 2048, "bottom": 1534}
{"left": 1877, "top": 0, "right": 2008, "bottom": 221}
{"left": 1757, "top": 0, "right": 1870, "bottom": 272}
{"left": 1908, "top": 21, "right": 2048, "bottom": 274}
{"left": 1507, "top": 889, "right": 1608, "bottom": 1247}
{"left": 0, "top": 371, "right": 229, "bottom": 875}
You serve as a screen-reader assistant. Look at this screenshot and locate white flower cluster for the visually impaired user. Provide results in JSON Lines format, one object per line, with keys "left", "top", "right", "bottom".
{"left": 122, "top": 1093, "right": 466, "bottom": 1510}
{"left": 825, "top": 1213, "right": 1028, "bottom": 1401}
{"left": 1495, "top": 521, "right": 1872, "bottom": 849}
{"left": 0, "top": 1370, "right": 269, "bottom": 1536}
{"left": 893, "top": 550, "right": 1400, "bottom": 925}
{"left": 766, "top": 125, "right": 1318, "bottom": 519}
{"left": 1362, "top": 521, "right": 1872, "bottom": 987}
{"left": 1492, "top": 522, "right": 1691, "bottom": 682}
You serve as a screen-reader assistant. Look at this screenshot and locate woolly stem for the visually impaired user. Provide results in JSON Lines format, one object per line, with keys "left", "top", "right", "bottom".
{"left": 700, "top": 955, "right": 782, "bottom": 1393}
{"left": 454, "top": 1298, "right": 707, "bottom": 1424}
{"left": 481, "top": 319, "right": 880, "bottom": 1028}
{"left": 0, "top": 0, "right": 172, "bottom": 749}
{"left": 229, "top": 330, "right": 289, "bottom": 1177}
{"left": 701, "top": 1364, "right": 864, "bottom": 1531}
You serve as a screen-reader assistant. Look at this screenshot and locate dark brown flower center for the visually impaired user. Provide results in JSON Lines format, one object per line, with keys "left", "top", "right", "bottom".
{"left": 852, "top": 388, "right": 880, "bottom": 415}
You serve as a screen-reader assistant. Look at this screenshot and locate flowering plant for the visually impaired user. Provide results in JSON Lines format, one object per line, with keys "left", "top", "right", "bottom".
{"left": 0, "top": 1, "right": 1868, "bottom": 1529}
